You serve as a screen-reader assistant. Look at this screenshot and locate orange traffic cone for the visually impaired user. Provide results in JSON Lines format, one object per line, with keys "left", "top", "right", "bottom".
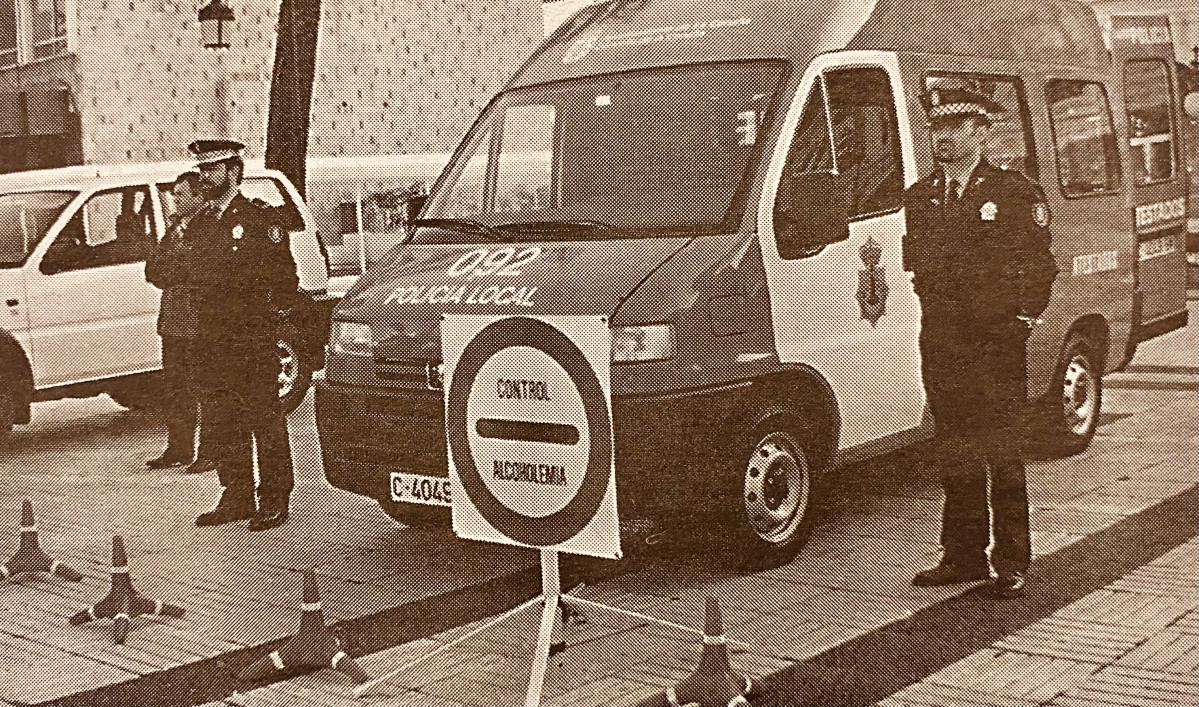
{"left": 68, "top": 536, "right": 185, "bottom": 644}
{"left": 1, "top": 499, "right": 83, "bottom": 582}
{"left": 238, "top": 569, "right": 369, "bottom": 684}
{"left": 667, "top": 595, "right": 753, "bottom": 707}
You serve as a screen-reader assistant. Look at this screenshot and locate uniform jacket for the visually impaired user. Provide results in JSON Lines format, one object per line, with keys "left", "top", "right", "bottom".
{"left": 903, "top": 159, "right": 1057, "bottom": 333}
{"left": 145, "top": 214, "right": 199, "bottom": 338}
{"left": 185, "top": 192, "right": 299, "bottom": 350}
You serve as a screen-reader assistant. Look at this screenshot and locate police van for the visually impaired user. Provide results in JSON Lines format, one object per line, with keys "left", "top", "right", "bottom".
{"left": 0, "top": 161, "right": 333, "bottom": 442}
{"left": 317, "top": 0, "right": 1192, "bottom": 562}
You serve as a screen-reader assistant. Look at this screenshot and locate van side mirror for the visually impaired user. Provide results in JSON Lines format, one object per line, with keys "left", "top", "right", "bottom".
{"left": 406, "top": 192, "right": 427, "bottom": 223}
{"left": 775, "top": 171, "right": 850, "bottom": 259}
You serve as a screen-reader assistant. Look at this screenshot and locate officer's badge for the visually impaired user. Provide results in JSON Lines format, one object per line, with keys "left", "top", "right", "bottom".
{"left": 268, "top": 225, "right": 283, "bottom": 244}
{"left": 1033, "top": 202, "right": 1051, "bottom": 228}
{"left": 232, "top": 224, "right": 244, "bottom": 239}
{"left": 980, "top": 202, "right": 998, "bottom": 221}
{"left": 856, "top": 236, "right": 888, "bottom": 327}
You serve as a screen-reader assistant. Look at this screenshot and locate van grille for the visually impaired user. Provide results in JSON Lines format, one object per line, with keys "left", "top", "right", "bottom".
{"left": 374, "top": 357, "right": 443, "bottom": 390}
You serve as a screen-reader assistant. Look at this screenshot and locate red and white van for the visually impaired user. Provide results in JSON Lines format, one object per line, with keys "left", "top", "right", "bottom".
{"left": 316, "top": 0, "right": 1191, "bottom": 563}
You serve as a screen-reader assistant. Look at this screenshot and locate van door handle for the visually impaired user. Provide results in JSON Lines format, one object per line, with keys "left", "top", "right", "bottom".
{"left": 5, "top": 299, "right": 17, "bottom": 307}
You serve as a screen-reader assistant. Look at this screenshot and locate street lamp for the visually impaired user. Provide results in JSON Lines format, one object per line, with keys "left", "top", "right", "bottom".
{"left": 199, "top": 0, "right": 236, "bottom": 50}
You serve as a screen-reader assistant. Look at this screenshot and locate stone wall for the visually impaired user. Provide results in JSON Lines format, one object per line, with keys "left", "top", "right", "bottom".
{"left": 68, "top": 0, "right": 541, "bottom": 164}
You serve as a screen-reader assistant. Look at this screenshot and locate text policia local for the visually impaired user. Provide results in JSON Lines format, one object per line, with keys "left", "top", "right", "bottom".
{"left": 384, "top": 283, "right": 538, "bottom": 307}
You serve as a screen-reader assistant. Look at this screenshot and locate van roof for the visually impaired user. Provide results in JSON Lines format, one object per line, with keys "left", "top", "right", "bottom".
{"left": 0, "top": 160, "right": 285, "bottom": 193}
{"left": 510, "top": 0, "right": 1110, "bottom": 88}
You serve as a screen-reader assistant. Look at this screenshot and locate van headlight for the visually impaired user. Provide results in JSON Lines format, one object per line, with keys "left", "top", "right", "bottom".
{"left": 330, "top": 321, "right": 374, "bottom": 356}
{"left": 611, "top": 324, "right": 675, "bottom": 363}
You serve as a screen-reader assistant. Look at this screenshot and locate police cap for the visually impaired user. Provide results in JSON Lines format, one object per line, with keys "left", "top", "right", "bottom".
{"left": 188, "top": 138, "right": 246, "bottom": 166}
{"left": 921, "top": 88, "right": 1005, "bottom": 124}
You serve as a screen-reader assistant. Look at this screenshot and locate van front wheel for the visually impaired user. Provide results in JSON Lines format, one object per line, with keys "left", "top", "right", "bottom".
{"left": 719, "top": 416, "right": 817, "bottom": 568}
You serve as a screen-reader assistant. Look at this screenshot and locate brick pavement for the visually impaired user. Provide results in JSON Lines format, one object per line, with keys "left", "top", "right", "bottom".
{"left": 878, "top": 538, "right": 1198, "bottom": 707}
{"left": 211, "top": 357, "right": 1197, "bottom": 706}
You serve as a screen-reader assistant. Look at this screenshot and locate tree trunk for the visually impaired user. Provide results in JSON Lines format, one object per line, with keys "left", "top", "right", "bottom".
{"left": 264, "top": 0, "right": 321, "bottom": 197}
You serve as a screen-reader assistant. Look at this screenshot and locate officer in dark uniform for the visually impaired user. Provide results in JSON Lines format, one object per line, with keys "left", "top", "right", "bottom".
{"left": 185, "top": 139, "right": 299, "bottom": 531}
{"left": 903, "top": 89, "right": 1058, "bottom": 599}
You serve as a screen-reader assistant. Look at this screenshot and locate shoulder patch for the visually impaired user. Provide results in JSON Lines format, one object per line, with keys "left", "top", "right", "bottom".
{"left": 268, "top": 225, "right": 283, "bottom": 244}
{"left": 1033, "top": 202, "right": 1051, "bottom": 228}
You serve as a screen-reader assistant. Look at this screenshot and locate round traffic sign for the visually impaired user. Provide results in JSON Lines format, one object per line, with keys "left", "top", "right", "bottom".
{"left": 446, "top": 317, "right": 612, "bottom": 546}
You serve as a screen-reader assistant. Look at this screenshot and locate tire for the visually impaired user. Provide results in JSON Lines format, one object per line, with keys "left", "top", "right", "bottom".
{"left": 277, "top": 328, "right": 313, "bottom": 415}
{"left": 715, "top": 414, "right": 820, "bottom": 569}
{"left": 1038, "top": 336, "right": 1103, "bottom": 456}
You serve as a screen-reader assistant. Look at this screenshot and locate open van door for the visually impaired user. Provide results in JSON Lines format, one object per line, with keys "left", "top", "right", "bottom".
{"left": 1110, "top": 15, "right": 1189, "bottom": 342}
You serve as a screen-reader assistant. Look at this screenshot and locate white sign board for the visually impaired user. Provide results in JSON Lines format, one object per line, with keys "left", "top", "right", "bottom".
{"left": 442, "top": 315, "right": 620, "bottom": 559}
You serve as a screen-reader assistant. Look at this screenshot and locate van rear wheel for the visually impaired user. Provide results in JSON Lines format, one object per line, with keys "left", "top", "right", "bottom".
{"left": 717, "top": 415, "right": 818, "bottom": 569}
{"left": 1038, "top": 336, "right": 1102, "bottom": 456}
{"left": 277, "top": 328, "right": 313, "bottom": 415}
{"left": 0, "top": 385, "right": 16, "bottom": 443}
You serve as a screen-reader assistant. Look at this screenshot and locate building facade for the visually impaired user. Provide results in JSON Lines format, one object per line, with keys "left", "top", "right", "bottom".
{"left": 1, "top": 0, "right": 541, "bottom": 173}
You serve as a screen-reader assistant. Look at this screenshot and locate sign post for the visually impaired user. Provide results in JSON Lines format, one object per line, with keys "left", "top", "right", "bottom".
{"left": 354, "top": 315, "right": 731, "bottom": 704}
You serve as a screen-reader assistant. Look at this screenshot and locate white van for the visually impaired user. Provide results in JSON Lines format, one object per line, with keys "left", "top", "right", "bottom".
{"left": 0, "top": 161, "right": 334, "bottom": 441}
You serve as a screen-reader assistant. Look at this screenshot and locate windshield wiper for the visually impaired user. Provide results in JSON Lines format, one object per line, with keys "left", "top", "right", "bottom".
{"left": 494, "top": 220, "right": 620, "bottom": 233}
{"left": 411, "top": 218, "right": 504, "bottom": 240}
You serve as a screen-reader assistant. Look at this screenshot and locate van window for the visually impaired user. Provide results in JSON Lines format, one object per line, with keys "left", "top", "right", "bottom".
{"left": 925, "top": 74, "right": 1036, "bottom": 178}
{"left": 0, "top": 190, "right": 75, "bottom": 266}
{"left": 419, "top": 61, "right": 788, "bottom": 242}
{"left": 1046, "top": 80, "right": 1120, "bottom": 196}
{"left": 825, "top": 68, "right": 904, "bottom": 218}
{"left": 40, "top": 186, "right": 154, "bottom": 274}
{"left": 1124, "top": 60, "right": 1175, "bottom": 185}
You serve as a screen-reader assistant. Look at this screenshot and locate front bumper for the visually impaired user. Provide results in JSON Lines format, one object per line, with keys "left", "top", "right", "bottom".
{"left": 315, "top": 378, "right": 754, "bottom": 527}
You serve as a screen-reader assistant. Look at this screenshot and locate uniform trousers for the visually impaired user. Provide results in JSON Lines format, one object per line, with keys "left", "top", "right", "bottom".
{"left": 160, "top": 336, "right": 216, "bottom": 461}
{"left": 197, "top": 340, "right": 294, "bottom": 509}
{"left": 921, "top": 317, "right": 1031, "bottom": 576}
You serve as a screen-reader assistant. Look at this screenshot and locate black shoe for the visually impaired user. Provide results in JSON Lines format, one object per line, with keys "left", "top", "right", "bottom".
{"left": 248, "top": 509, "right": 289, "bottom": 532}
{"left": 184, "top": 457, "right": 218, "bottom": 475}
{"left": 988, "top": 572, "right": 1027, "bottom": 599}
{"left": 912, "top": 561, "right": 992, "bottom": 587}
{"left": 147, "top": 452, "right": 190, "bottom": 469}
{"left": 196, "top": 495, "right": 255, "bottom": 527}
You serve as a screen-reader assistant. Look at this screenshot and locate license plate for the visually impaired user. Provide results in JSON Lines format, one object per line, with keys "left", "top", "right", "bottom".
{"left": 390, "top": 472, "right": 453, "bottom": 507}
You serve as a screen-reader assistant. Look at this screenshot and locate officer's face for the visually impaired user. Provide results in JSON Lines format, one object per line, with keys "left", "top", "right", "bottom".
{"left": 930, "top": 116, "right": 989, "bottom": 164}
{"left": 197, "top": 163, "right": 233, "bottom": 198}
{"left": 171, "top": 182, "right": 203, "bottom": 217}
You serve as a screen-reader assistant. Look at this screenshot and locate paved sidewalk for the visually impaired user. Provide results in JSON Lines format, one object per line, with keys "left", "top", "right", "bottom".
{"left": 210, "top": 383, "right": 1197, "bottom": 706}
{"left": 878, "top": 537, "right": 1198, "bottom": 707}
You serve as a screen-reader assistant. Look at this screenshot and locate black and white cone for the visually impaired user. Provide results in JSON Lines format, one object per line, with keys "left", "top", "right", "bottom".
{"left": 1, "top": 499, "right": 83, "bottom": 582}
{"left": 238, "top": 569, "right": 369, "bottom": 684}
{"left": 667, "top": 595, "right": 753, "bottom": 707}
{"left": 68, "top": 536, "right": 185, "bottom": 644}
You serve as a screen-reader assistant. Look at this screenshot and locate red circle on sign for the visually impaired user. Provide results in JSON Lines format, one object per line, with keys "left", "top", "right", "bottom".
{"left": 446, "top": 317, "right": 612, "bottom": 546}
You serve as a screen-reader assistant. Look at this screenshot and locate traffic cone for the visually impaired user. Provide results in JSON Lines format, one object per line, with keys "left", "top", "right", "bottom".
{"left": 238, "top": 569, "right": 369, "bottom": 684}
{"left": 666, "top": 595, "right": 753, "bottom": 707}
{"left": 1, "top": 499, "right": 83, "bottom": 582}
{"left": 68, "top": 536, "right": 185, "bottom": 644}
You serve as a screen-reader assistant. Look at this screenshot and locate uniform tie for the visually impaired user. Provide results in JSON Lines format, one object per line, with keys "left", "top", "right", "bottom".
{"left": 945, "top": 179, "right": 961, "bottom": 203}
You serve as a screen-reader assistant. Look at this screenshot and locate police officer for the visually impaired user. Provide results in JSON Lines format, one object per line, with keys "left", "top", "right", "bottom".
{"left": 185, "top": 139, "right": 299, "bottom": 531}
{"left": 903, "top": 89, "right": 1057, "bottom": 599}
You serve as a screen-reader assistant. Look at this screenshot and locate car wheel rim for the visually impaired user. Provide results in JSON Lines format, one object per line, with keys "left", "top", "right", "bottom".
{"left": 1062, "top": 354, "right": 1097, "bottom": 436}
{"left": 743, "top": 432, "right": 810, "bottom": 545}
{"left": 277, "top": 340, "right": 298, "bottom": 399}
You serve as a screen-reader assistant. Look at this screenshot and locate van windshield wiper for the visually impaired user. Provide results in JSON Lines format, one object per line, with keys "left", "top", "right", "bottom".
{"left": 410, "top": 218, "right": 504, "bottom": 240}
{"left": 494, "top": 220, "right": 620, "bottom": 234}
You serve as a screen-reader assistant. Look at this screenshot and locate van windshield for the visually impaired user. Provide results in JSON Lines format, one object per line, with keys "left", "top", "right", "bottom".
{"left": 417, "top": 61, "right": 788, "bottom": 243}
{"left": 0, "top": 190, "right": 77, "bottom": 266}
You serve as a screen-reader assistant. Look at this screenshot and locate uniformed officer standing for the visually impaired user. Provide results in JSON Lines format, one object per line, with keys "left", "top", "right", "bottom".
{"left": 903, "top": 89, "right": 1057, "bottom": 599}
{"left": 185, "top": 139, "right": 299, "bottom": 531}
